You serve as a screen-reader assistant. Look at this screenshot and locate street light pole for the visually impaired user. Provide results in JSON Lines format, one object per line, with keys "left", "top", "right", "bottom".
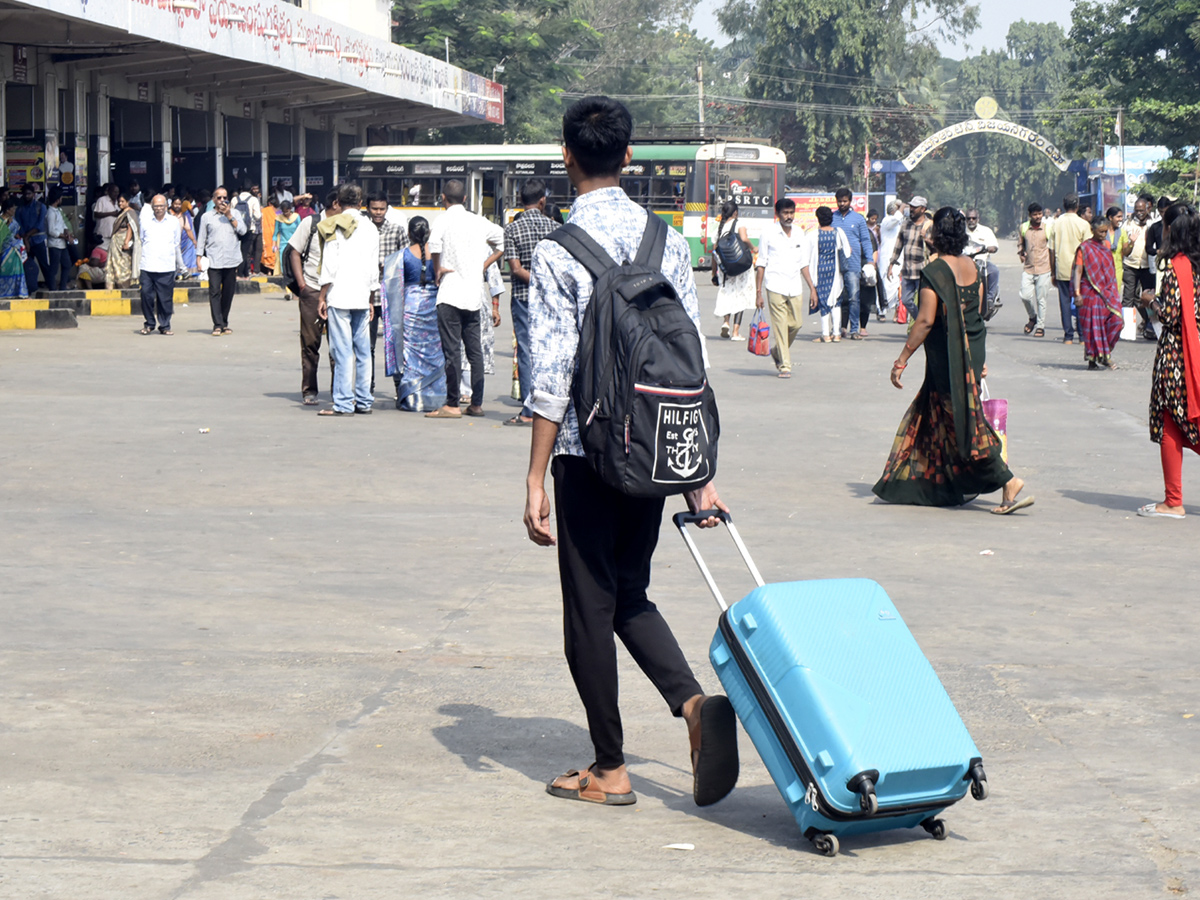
{"left": 697, "top": 56, "right": 705, "bottom": 139}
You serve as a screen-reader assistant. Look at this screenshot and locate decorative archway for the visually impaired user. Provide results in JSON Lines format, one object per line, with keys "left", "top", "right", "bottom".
{"left": 901, "top": 117, "right": 1070, "bottom": 173}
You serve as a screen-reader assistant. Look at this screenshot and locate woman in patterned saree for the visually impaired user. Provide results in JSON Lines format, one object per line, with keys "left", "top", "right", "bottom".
{"left": 1073, "top": 217, "right": 1123, "bottom": 369}
{"left": 1138, "top": 202, "right": 1200, "bottom": 519}
{"left": 0, "top": 198, "right": 30, "bottom": 298}
{"left": 873, "top": 207, "right": 1034, "bottom": 514}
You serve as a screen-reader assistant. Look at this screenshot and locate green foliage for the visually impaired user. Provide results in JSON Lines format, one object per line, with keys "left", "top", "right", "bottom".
{"left": 392, "top": 0, "right": 598, "bottom": 143}
{"left": 715, "top": 0, "right": 978, "bottom": 186}
{"left": 909, "top": 22, "right": 1077, "bottom": 234}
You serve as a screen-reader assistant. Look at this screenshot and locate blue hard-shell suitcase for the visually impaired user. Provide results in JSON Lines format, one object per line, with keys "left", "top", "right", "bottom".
{"left": 674, "top": 511, "right": 988, "bottom": 857}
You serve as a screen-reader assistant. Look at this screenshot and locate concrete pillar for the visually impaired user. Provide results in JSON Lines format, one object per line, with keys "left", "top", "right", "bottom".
{"left": 259, "top": 113, "right": 268, "bottom": 191}
{"left": 297, "top": 125, "right": 306, "bottom": 196}
{"left": 161, "top": 98, "right": 172, "bottom": 185}
{"left": 0, "top": 77, "right": 6, "bottom": 178}
{"left": 95, "top": 83, "right": 111, "bottom": 186}
{"left": 213, "top": 107, "right": 223, "bottom": 188}
{"left": 43, "top": 71, "right": 58, "bottom": 192}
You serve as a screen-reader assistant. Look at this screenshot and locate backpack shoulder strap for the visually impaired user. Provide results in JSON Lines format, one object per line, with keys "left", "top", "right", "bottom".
{"left": 543, "top": 223, "right": 618, "bottom": 281}
{"left": 634, "top": 212, "right": 667, "bottom": 270}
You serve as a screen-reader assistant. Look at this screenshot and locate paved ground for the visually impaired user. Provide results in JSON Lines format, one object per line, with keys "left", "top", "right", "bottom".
{"left": 1, "top": 242, "right": 1196, "bottom": 899}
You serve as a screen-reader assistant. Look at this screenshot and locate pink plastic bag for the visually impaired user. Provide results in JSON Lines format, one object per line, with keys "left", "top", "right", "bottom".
{"left": 981, "top": 379, "right": 1008, "bottom": 463}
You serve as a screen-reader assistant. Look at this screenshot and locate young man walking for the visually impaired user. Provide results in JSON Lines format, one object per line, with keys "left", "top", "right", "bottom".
{"left": 831, "top": 187, "right": 873, "bottom": 339}
{"left": 317, "top": 182, "right": 379, "bottom": 416}
{"left": 1018, "top": 203, "right": 1052, "bottom": 336}
{"left": 755, "top": 197, "right": 815, "bottom": 377}
{"left": 366, "top": 192, "right": 408, "bottom": 393}
{"left": 424, "top": 179, "right": 504, "bottom": 419}
{"left": 524, "top": 95, "right": 738, "bottom": 809}
{"left": 503, "top": 178, "right": 558, "bottom": 426}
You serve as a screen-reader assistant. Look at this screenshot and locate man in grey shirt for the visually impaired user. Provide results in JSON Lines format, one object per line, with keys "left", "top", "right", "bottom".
{"left": 196, "top": 185, "right": 246, "bottom": 336}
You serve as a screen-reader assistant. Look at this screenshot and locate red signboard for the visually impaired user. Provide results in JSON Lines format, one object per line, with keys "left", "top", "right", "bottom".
{"left": 785, "top": 192, "right": 868, "bottom": 231}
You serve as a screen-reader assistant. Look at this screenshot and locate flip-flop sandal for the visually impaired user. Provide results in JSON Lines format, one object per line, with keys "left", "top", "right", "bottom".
{"left": 302, "top": 396, "right": 319, "bottom": 406}
{"left": 1137, "top": 503, "right": 1185, "bottom": 518}
{"left": 545, "top": 768, "right": 637, "bottom": 806}
{"left": 211, "top": 328, "right": 223, "bottom": 336}
{"left": 992, "top": 496, "right": 1035, "bottom": 515}
{"left": 159, "top": 329, "right": 174, "bottom": 335}
{"left": 503, "top": 415, "right": 532, "bottom": 426}
{"left": 138, "top": 326, "right": 155, "bottom": 335}
{"left": 1034, "top": 329, "right": 1045, "bottom": 337}
{"left": 691, "top": 695, "right": 739, "bottom": 807}
{"left": 317, "top": 409, "right": 351, "bottom": 416}
{"left": 1024, "top": 320, "right": 1036, "bottom": 334}
{"left": 425, "top": 407, "right": 463, "bottom": 419}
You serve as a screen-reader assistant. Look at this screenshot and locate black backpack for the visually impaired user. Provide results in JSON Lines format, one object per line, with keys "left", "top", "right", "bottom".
{"left": 545, "top": 214, "right": 719, "bottom": 498}
{"left": 714, "top": 225, "right": 753, "bottom": 276}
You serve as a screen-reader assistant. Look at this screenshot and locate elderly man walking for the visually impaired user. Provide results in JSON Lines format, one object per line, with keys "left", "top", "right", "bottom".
{"left": 138, "top": 194, "right": 182, "bottom": 335}
{"left": 317, "top": 182, "right": 379, "bottom": 417}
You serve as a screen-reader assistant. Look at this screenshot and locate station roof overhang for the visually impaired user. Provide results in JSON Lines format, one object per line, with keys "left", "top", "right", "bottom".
{"left": 0, "top": 0, "right": 504, "bottom": 130}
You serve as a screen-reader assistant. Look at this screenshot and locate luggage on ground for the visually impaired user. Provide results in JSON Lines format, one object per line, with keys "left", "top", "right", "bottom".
{"left": 674, "top": 511, "right": 989, "bottom": 857}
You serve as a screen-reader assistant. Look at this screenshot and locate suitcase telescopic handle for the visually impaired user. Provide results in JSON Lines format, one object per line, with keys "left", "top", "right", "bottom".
{"left": 672, "top": 510, "right": 765, "bottom": 612}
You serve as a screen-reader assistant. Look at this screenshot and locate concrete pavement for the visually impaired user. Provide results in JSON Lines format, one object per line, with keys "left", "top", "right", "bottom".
{"left": 0, "top": 244, "right": 1195, "bottom": 898}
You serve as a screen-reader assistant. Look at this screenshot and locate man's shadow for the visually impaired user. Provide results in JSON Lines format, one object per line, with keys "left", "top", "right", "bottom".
{"left": 432, "top": 703, "right": 836, "bottom": 852}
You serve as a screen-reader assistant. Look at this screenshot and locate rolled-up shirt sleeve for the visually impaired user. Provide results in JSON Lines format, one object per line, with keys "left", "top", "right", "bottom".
{"left": 319, "top": 236, "right": 340, "bottom": 288}
{"left": 527, "top": 243, "right": 578, "bottom": 423}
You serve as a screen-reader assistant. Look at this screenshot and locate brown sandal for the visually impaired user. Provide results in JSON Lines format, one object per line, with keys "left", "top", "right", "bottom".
{"left": 545, "top": 766, "right": 636, "bottom": 806}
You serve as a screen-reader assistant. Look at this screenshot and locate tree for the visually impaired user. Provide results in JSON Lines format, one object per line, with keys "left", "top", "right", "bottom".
{"left": 392, "top": 0, "right": 598, "bottom": 143}
{"left": 714, "top": 0, "right": 979, "bottom": 187}
{"left": 1067, "top": 0, "right": 1200, "bottom": 200}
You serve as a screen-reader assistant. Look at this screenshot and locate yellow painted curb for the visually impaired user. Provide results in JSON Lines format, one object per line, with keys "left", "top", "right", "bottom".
{"left": 250, "top": 275, "right": 268, "bottom": 283}
{"left": 0, "top": 310, "right": 37, "bottom": 330}
{"left": 91, "top": 298, "right": 134, "bottom": 316}
{"left": 85, "top": 289, "right": 123, "bottom": 300}
{"left": 173, "top": 288, "right": 190, "bottom": 303}
{"left": 9, "top": 299, "right": 49, "bottom": 311}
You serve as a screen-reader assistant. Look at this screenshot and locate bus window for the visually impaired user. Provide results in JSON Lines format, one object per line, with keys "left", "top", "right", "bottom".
{"left": 394, "top": 178, "right": 440, "bottom": 207}
{"left": 721, "top": 165, "right": 776, "bottom": 210}
{"left": 649, "top": 176, "right": 686, "bottom": 208}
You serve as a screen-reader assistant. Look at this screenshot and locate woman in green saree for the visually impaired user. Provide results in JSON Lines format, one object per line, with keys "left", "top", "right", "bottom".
{"left": 873, "top": 207, "right": 1034, "bottom": 514}
{"left": 0, "top": 198, "right": 29, "bottom": 299}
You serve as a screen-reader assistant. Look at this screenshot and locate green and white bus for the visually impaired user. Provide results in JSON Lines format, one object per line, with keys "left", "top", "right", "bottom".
{"left": 346, "top": 140, "right": 786, "bottom": 268}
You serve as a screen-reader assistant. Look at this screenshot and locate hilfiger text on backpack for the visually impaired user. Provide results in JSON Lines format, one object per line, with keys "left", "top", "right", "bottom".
{"left": 547, "top": 213, "right": 720, "bottom": 498}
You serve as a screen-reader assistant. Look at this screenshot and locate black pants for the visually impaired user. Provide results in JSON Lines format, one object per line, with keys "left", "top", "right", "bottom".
{"left": 208, "top": 266, "right": 237, "bottom": 329}
{"left": 238, "top": 232, "right": 257, "bottom": 276}
{"left": 551, "top": 455, "right": 704, "bottom": 769}
{"left": 437, "top": 304, "right": 484, "bottom": 407}
{"left": 298, "top": 286, "right": 324, "bottom": 398}
{"left": 369, "top": 304, "right": 380, "bottom": 391}
{"left": 140, "top": 270, "right": 174, "bottom": 330}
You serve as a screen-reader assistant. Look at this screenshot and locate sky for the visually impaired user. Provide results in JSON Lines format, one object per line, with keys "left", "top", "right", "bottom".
{"left": 689, "top": 0, "right": 1076, "bottom": 59}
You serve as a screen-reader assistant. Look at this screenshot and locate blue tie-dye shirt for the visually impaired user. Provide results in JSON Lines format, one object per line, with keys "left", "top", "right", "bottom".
{"left": 527, "top": 186, "right": 705, "bottom": 459}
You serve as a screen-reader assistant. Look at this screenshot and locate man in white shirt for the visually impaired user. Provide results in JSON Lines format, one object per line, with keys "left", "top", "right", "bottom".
{"left": 92, "top": 183, "right": 121, "bottom": 248}
{"left": 878, "top": 200, "right": 904, "bottom": 316}
{"left": 965, "top": 209, "right": 999, "bottom": 309}
{"left": 235, "top": 182, "right": 262, "bottom": 276}
{"left": 138, "top": 194, "right": 182, "bottom": 335}
{"left": 316, "top": 182, "right": 380, "bottom": 416}
{"left": 425, "top": 179, "right": 505, "bottom": 418}
{"left": 45, "top": 187, "right": 76, "bottom": 291}
{"left": 755, "top": 197, "right": 815, "bottom": 377}
{"left": 271, "top": 182, "right": 293, "bottom": 207}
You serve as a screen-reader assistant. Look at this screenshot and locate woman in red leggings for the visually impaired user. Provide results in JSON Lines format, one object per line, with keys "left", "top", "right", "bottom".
{"left": 1140, "top": 202, "right": 1200, "bottom": 518}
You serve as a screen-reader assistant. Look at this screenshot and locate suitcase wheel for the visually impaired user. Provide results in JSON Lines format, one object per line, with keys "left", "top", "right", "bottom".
{"left": 847, "top": 770, "right": 879, "bottom": 816}
{"left": 811, "top": 833, "right": 839, "bottom": 857}
{"left": 967, "top": 761, "right": 989, "bottom": 801}
{"left": 921, "top": 817, "right": 948, "bottom": 841}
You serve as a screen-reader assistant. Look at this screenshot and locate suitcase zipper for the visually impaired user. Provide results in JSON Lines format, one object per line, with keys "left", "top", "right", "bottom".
{"left": 717, "top": 612, "right": 954, "bottom": 822}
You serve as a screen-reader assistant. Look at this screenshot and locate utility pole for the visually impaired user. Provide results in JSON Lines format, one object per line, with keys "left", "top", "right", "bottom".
{"left": 697, "top": 56, "right": 705, "bottom": 139}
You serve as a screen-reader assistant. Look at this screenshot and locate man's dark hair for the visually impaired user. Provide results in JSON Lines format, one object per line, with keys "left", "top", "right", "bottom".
{"left": 775, "top": 197, "right": 795, "bottom": 214}
{"left": 868, "top": 208, "right": 880, "bottom": 219}
{"left": 1028, "top": 202, "right": 1043, "bottom": 215}
{"left": 443, "top": 179, "right": 466, "bottom": 205}
{"left": 520, "top": 178, "right": 547, "bottom": 207}
{"left": 815, "top": 205, "right": 833, "bottom": 227}
{"left": 366, "top": 192, "right": 389, "bottom": 206}
{"left": 1063, "top": 193, "right": 1079, "bottom": 212}
{"left": 834, "top": 187, "right": 852, "bottom": 201}
{"left": 337, "top": 182, "right": 362, "bottom": 209}
{"left": 1137, "top": 193, "right": 1154, "bottom": 205}
{"left": 562, "top": 96, "right": 633, "bottom": 179}
{"left": 1158, "top": 195, "right": 1173, "bottom": 211}
{"left": 47, "top": 186, "right": 63, "bottom": 205}
{"left": 241, "top": 179, "right": 253, "bottom": 192}
{"left": 325, "top": 189, "right": 340, "bottom": 208}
